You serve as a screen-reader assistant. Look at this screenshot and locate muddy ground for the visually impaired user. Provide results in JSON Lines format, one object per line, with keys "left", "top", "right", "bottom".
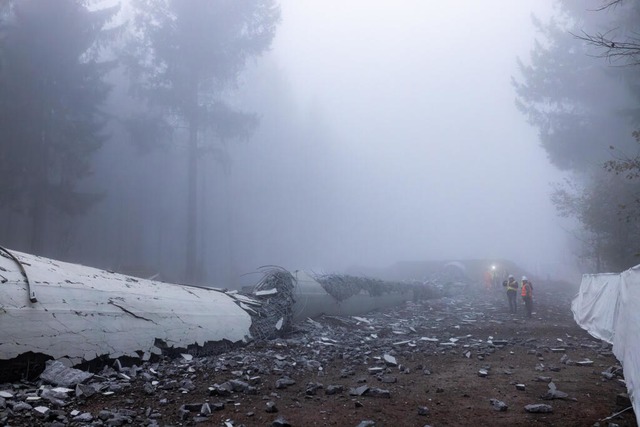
{"left": 7, "top": 279, "right": 638, "bottom": 426}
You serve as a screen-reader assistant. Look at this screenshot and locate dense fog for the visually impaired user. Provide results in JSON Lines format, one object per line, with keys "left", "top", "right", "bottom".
{"left": 10, "top": 0, "right": 640, "bottom": 287}
{"left": 220, "top": 0, "right": 571, "bottom": 281}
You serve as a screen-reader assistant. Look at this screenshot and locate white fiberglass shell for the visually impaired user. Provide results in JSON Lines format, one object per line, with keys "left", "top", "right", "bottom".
{"left": 0, "top": 249, "right": 253, "bottom": 364}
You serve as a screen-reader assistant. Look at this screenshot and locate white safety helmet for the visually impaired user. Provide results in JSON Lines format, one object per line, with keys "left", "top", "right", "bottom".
{"left": 508, "top": 274, "right": 514, "bottom": 279}
{"left": 522, "top": 276, "right": 528, "bottom": 281}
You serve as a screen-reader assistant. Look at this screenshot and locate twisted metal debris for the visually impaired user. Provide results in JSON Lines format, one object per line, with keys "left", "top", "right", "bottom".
{"left": 248, "top": 266, "right": 296, "bottom": 339}
{"left": 312, "top": 273, "right": 419, "bottom": 302}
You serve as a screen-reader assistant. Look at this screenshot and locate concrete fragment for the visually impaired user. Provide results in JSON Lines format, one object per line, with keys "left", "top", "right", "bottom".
{"left": 265, "top": 401, "right": 278, "bottom": 413}
{"left": 12, "top": 402, "right": 33, "bottom": 412}
{"left": 275, "top": 376, "right": 296, "bottom": 389}
{"left": 200, "top": 403, "right": 212, "bottom": 415}
{"left": 143, "top": 383, "right": 156, "bottom": 395}
{"left": 350, "top": 385, "right": 369, "bottom": 396}
{"left": 271, "top": 416, "right": 292, "bottom": 427}
{"left": 305, "top": 382, "right": 323, "bottom": 395}
{"left": 40, "top": 360, "right": 93, "bottom": 387}
{"left": 541, "top": 382, "right": 568, "bottom": 400}
{"left": 40, "top": 387, "right": 70, "bottom": 406}
{"left": 98, "top": 410, "right": 115, "bottom": 422}
{"left": 33, "top": 406, "right": 50, "bottom": 416}
{"left": 72, "top": 412, "right": 93, "bottom": 422}
{"left": 490, "top": 398, "right": 508, "bottom": 411}
{"left": 325, "top": 385, "right": 344, "bottom": 395}
{"left": 228, "top": 379, "right": 249, "bottom": 392}
{"left": 76, "top": 383, "right": 98, "bottom": 400}
{"left": 524, "top": 403, "right": 553, "bottom": 413}
{"left": 208, "top": 383, "right": 232, "bottom": 396}
{"left": 383, "top": 354, "right": 397, "bottom": 367}
{"left": 380, "top": 375, "right": 397, "bottom": 383}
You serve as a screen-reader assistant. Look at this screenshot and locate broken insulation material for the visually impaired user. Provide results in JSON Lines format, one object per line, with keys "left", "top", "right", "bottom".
{"left": 249, "top": 266, "right": 296, "bottom": 339}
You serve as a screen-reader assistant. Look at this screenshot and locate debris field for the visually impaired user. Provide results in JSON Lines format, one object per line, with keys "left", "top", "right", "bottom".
{"left": 0, "top": 279, "right": 636, "bottom": 427}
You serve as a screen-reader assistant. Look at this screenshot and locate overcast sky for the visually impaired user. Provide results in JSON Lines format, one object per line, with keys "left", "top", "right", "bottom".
{"left": 230, "top": 0, "right": 574, "bottom": 279}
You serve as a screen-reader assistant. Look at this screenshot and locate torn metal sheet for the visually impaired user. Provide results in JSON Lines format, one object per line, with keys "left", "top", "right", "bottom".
{"left": 0, "top": 247, "right": 259, "bottom": 365}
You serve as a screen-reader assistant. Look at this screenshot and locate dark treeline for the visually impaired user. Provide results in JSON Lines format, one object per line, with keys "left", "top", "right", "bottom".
{"left": 514, "top": 0, "right": 640, "bottom": 272}
{"left": 0, "top": 0, "right": 283, "bottom": 285}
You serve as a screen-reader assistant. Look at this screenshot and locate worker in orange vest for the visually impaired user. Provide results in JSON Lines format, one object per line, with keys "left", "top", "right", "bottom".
{"left": 484, "top": 270, "right": 493, "bottom": 291}
{"left": 521, "top": 276, "right": 533, "bottom": 318}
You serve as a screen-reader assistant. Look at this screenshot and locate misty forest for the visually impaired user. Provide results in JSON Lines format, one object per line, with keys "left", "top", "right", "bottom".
{"left": 1, "top": 0, "right": 640, "bottom": 288}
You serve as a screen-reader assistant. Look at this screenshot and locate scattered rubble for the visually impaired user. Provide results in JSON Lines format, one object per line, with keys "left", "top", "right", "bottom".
{"left": 0, "top": 279, "right": 634, "bottom": 426}
{"left": 541, "top": 381, "right": 569, "bottom": 400}
{"left": 525, "top": 403, "right": 554, "bottom": 413}
{"left": 490, "top": 398, "right": 509, "bottom": 411}
{"left": 39, "top": 361, "right": 93, "bottom": 388}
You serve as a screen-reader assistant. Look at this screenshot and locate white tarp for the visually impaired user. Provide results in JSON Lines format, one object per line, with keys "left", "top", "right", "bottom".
{"left": 572, "top": 266, "right": 640, "bottom": 425}
{"left": 570, "top": 272, "right": 621, "bottom": 343}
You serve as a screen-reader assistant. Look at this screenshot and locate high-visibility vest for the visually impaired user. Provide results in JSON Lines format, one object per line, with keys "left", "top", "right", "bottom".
{"left": 506, "top": 279, "right": 518, "bottom": 291}
{"left": 521, "top": 282, "right": 532, "bottom": 297}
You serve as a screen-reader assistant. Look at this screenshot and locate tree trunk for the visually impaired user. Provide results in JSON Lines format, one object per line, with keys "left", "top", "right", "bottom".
{"left": 186, "top": 96, "right": 199, "bottom": 284}
{"left": 29, "top": 193, "right": 45, "bottom": 254}
{"left": 30, "top": 128, "right": 49, "bottom": 254}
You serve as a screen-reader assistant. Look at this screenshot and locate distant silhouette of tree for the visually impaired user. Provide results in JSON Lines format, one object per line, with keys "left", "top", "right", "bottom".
{"left": 0, "top": 0, "right": 119, "bottom": 254}
{"left": 124, "top": 0, "right": 280, "bottom": 283}
{"left": 573, "top": 0, "right": 640, "bottom": 65}
{"left": 515, "top": 1, "right": 640, "bottom": 271}
{"left": 513, "top": 5, "right": 636, "bottom": 172}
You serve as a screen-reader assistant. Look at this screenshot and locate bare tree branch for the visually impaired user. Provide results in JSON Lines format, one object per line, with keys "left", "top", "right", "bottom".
{"left": 572, "top": 29, "right": 640, "bottom": 65}
{"left": 592, "top": 0, "right": 624, "bottom": 12}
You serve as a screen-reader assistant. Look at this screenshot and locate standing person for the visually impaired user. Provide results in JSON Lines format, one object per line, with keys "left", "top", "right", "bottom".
{"left": 503, "top": 274, "right": 518, "bottom": 313}
{"left": 484, "top": 270, "right": 493, "bottom": 291}
{"left": 521, "top": 276, "right": 534, "bottom": 318}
